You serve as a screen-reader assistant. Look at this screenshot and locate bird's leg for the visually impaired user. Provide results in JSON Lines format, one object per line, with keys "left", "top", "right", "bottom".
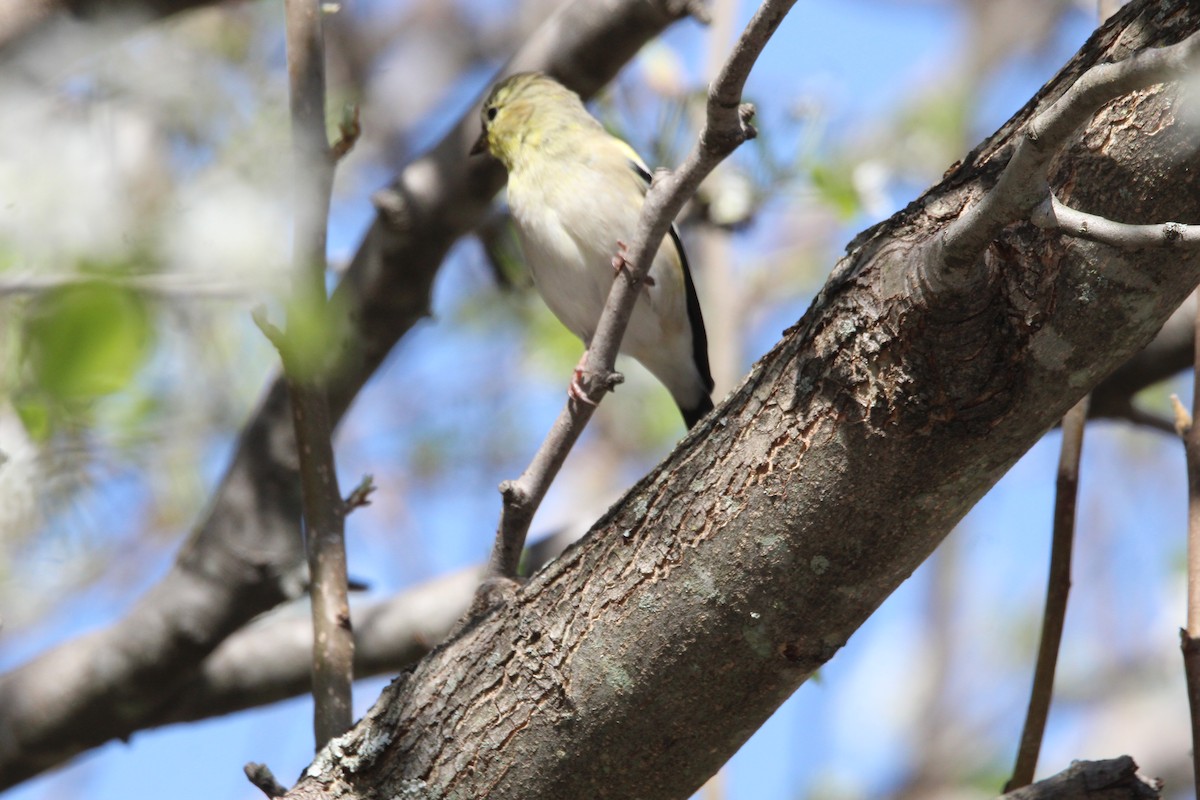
{"left": 568, "top": 350, "right": 598, "bottom": 406}
{"left": 611, "top": 240, "right": 655, "bottom": 288}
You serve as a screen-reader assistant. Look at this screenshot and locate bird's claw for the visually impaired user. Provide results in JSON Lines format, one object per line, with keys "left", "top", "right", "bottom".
{"left": 612, "top": 240, "right": 655, "bottom": 288}
{"left": 569, "top": 366, "right": 598, "bottom": 406}
{"left": 569, "top": 351, "right": 598, "bottom": 406}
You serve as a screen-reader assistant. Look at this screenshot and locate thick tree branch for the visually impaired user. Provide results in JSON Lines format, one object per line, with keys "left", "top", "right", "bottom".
{"left": 487, "top": 0, "right": 788, "bottom": 579}
{"left": 1001, "top": 757, "right": 1159, "bottom": 800}
{"left": 282, "top": 3, "right": 1200, "bottom": 798}
{"left": 0, "top": 0, "right": 694, "bottom": 788}
{"left": 156, "top": 570, "right": 475, "bottom": 726}
{"left": 146, "top": 534, "right": 571, "bottom": 728}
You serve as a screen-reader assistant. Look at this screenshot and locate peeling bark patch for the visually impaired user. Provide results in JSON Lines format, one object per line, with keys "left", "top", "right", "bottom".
{"left": 393, "top": 778, "right": 433, "bottom": 798}
{"left": 602, "top": 661, "right": 634, "bottom": 693}
{"left": 681, "top": 565, "right": 720, "bottom": 602}
{"left": 742, "top": 622, "right": 773, "bottom": 659}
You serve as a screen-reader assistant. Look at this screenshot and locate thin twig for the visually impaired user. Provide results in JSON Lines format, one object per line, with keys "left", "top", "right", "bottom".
{"left": 484, "top": 0, "right": 798, "bottom": 581}
{"left": 330, "top": 104, "right": 361, "bottom": 161}
{"left": 342, "top": 474, "right": 376, "bottom": 514}
{"left": 1033, "top": 194, "right": 1200, "bottom": 249}
{"left": 281, "top": 0, "right": 354, "bottom": 748}
{"left": 1006, "top": 394, "right": 1089, "bottom": 791}
{"left": 1180, "top": 290, "right": 1200, "bottom": 800}
{"left": 1117, "top": 405, "right": 1178, "bottom": 437}
{"left": 933, "top": 31, "right": 1200, "bottom": 290}
{"left": 244, "top": 762, "right": 289, "bottom": 798}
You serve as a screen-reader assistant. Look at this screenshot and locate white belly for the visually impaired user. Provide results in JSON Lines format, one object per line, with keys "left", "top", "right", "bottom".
{"left": 505, "top": 157, "right": 705, "bottom": 411}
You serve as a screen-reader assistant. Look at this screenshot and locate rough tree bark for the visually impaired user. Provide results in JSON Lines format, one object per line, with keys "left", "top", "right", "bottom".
{"left": 281, "top": 3, "right": 1200, "bottom": 799}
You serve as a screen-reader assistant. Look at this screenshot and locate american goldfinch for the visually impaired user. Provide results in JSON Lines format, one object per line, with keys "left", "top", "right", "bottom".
{"left": 471, "top": 72, "right": 714, "bottom": 430}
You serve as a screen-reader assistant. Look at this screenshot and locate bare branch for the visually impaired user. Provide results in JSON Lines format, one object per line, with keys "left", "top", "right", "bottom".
{"left": 486, "top": 0, "right": 794, "bottom": 581}
{"left": 1091, "top": 298, "right": 1196, "bottom": 427}
{"left": 932, "top": 29, "right": 1200, "bottom": 289}
{"left": 1115, "top": 405, "right": 1178, "bottom": 435}
{"left": 280, "top": 0, "right": 354, "bottom": 748}
{"left": 1000, "top": 757, "right": 1159, "bottom": 800}
{"left": 154, "top": 570, "right": 476, "bottom": 725}
{"left": 342, "top": 475, "right": 375, "bottom": 515}
{"left": 245, "top": 762, "right": 289, "bottom": 799}
{"left": 1034, "top": 193, "right": 1200, "bottom": 249}
{"left": 1007, "top": 395, "right": 1089, "bottom": 791}
{"left": 1180, "top": 291, "right": 1200, "bottom": 796}
{"left": 145, "top": 533, "right": 574, "bottom": 728}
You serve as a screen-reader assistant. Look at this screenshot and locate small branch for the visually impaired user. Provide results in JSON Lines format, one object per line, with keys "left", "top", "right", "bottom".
{"left": 1091, "top": 299, "right": 1197, "bottom": 429}
{"left": 1174, "top": 393, "right": 1193, "bottom": 437}
{"left": 1033, "top": 193, "right": 1200, "bottom": 249}
{"left": 1006, "top": 394, "right": 1089, "bottom": 791}
{"left": 1180, "top": 290, "right": 1200, "bottom": 800}
{"left": 342, "top": 474, "right": 375, "bottom": 515}
{"left": 144, "top": 532, "right": 577, "bottom": 729}
{"left": 934, "top": 30, "right": 1200, "bottom": 288}
{"left": 330, "top": 104, "right": 361, "bottom": 161}
{"left": 1117, "top": 405, "right": 1177, "bottom": 436}
{"left": 282, "top": 0, "right": 354, "bottom": 748}
{"left": 484, "top": 0, "right": 796, "bottom": 582}
{"left": 252, "top": 305, "right": 288, "bottom": 354}
{"left": 999, "top": 757, "right": 1160, "bottom": 800}
{"left": 245, "top": 762, "right": 289, "bottom": 799}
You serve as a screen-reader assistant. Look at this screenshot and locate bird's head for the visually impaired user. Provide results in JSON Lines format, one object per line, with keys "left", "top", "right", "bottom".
{"left": 470, "top": 72, "right": 592, "bottom": 169}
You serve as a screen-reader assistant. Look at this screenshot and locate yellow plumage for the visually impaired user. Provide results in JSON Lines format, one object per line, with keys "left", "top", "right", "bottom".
{"left": 473, "top": 72, "right": 714, "bottom": 429}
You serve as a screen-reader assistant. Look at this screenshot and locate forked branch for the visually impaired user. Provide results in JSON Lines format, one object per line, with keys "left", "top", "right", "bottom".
{"left": 932, "top": 30, "right": 1200, "bottom": 288}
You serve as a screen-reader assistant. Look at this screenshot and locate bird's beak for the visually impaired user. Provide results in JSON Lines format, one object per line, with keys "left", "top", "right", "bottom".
{"left": 470, "top": 129, "right": 488, "bottom": 157}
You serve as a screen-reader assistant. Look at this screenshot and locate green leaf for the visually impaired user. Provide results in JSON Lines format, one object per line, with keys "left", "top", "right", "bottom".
{"left": 809, "top": 163, "right": 861, "bottom": 219}
{"left": 13, "top": 395, "right": 52, "bottom": 442}
{"left": 23, "top": 282, "right": 153, "bottom": 402}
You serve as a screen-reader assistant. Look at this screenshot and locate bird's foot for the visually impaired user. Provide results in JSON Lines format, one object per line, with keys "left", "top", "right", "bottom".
{"left": 612, "top": 240, "right": 655, "bottom": 287}
{"left": 568, "top": 351, "right": 623, "bottom": 407}
{"left": 569, "top": 352, "right": 598, "bottom": 406}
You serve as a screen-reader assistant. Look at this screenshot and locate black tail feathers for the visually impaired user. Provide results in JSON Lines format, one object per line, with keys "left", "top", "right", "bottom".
{"left": 680, "top": 394, "right": 715, "bottom": 430}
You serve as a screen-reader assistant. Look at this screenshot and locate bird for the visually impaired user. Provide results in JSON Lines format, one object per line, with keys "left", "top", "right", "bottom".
{"left": 471, "top": 72, "right": 714, "bottom": 430}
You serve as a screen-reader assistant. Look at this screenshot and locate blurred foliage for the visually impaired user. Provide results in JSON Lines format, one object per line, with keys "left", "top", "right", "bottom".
{"left": 20, "top": 281, "right": 154, "bottom": 432}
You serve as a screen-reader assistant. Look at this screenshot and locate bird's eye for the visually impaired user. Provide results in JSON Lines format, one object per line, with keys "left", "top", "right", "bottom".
{"left": 486, "top": 106, "right": 498, "bottom": 122}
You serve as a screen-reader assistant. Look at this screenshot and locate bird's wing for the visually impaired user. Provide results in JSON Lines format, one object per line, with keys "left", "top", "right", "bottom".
{"left": 623, "top": 154, "right": 714, "bottom": 395}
